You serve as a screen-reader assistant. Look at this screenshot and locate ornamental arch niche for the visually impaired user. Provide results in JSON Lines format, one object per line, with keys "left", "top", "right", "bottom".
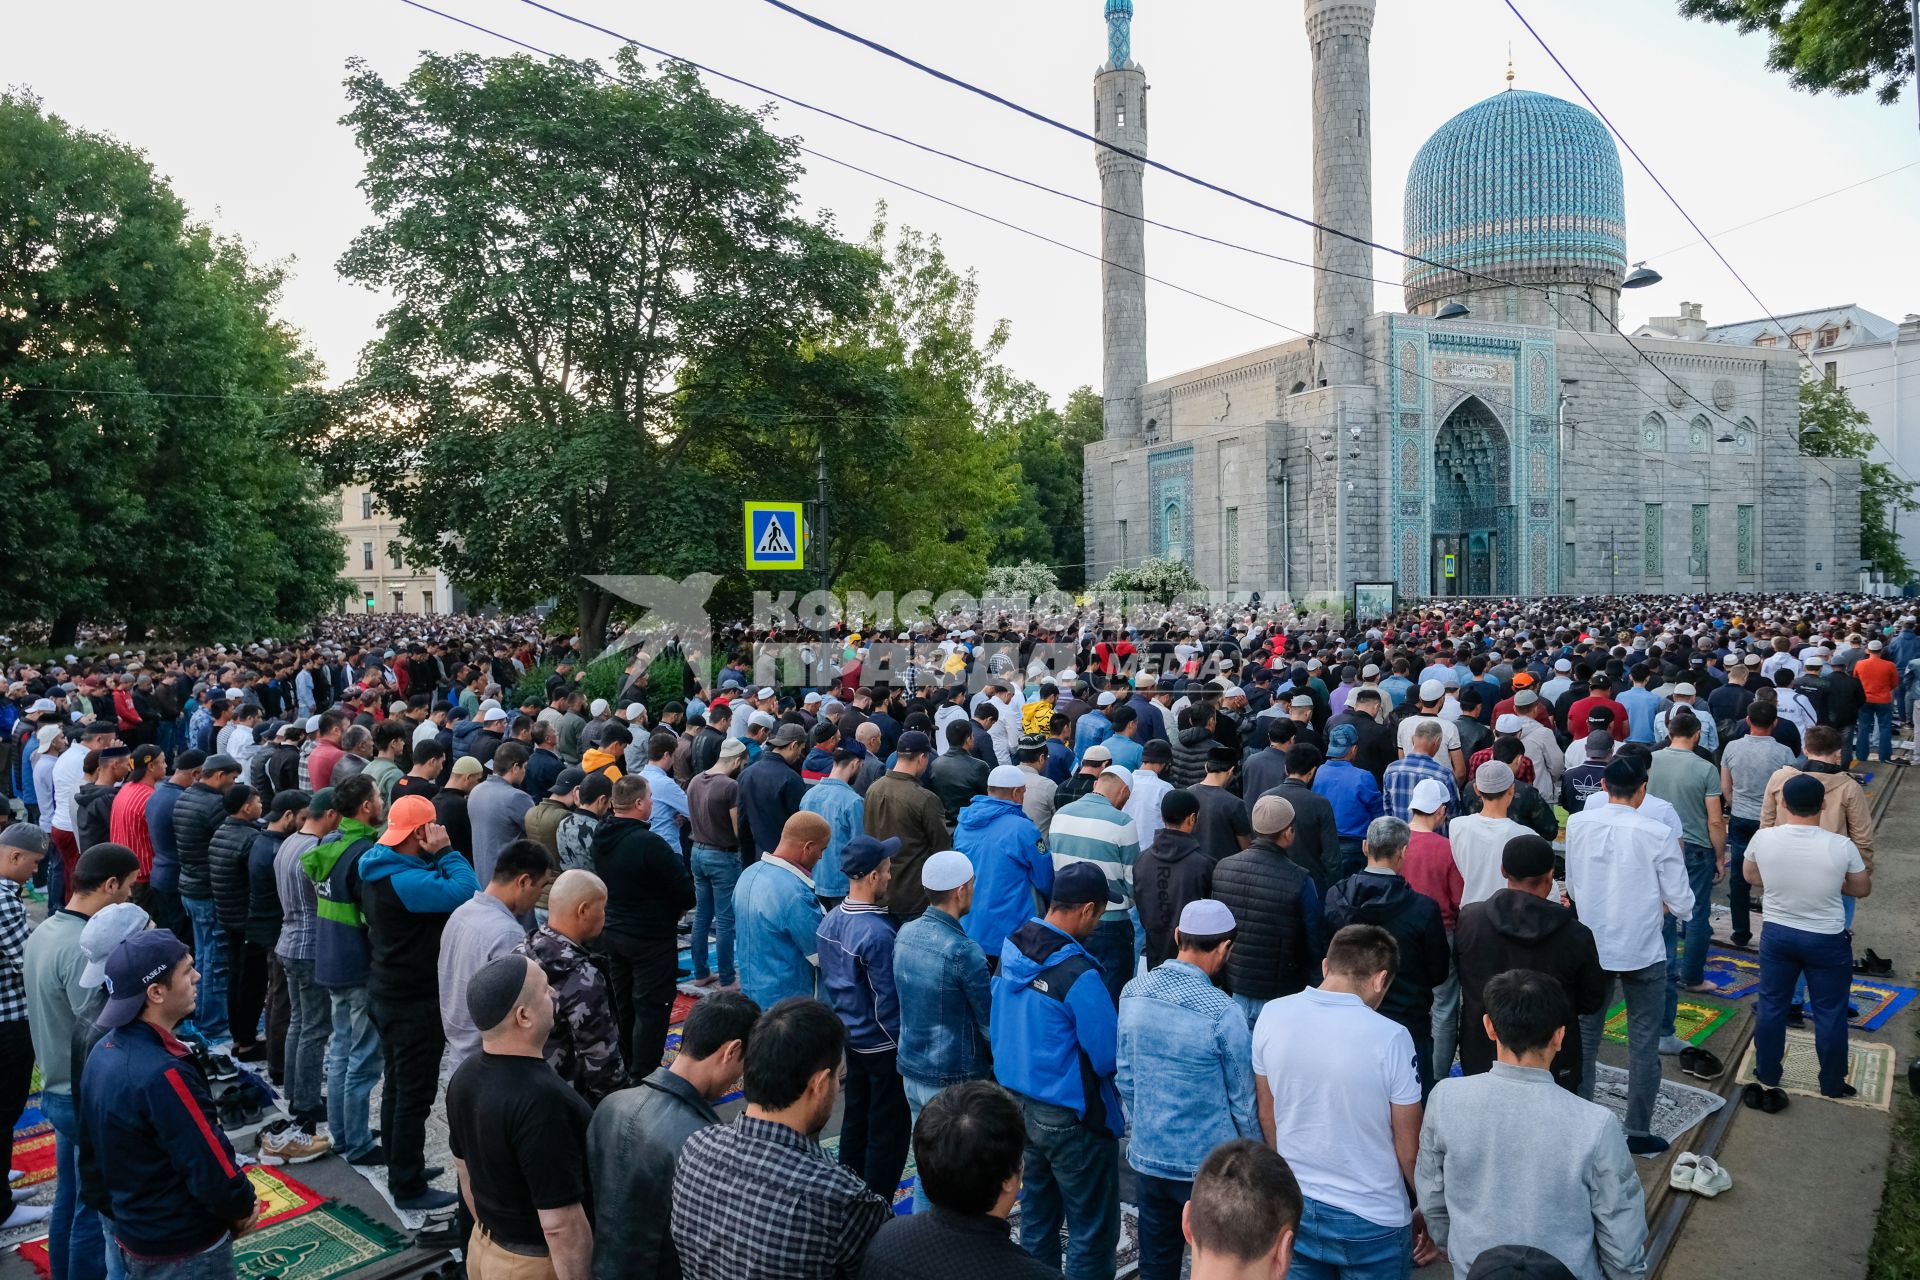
{"left": 1429, "top": 396, "right": 1514, "bottom": 596}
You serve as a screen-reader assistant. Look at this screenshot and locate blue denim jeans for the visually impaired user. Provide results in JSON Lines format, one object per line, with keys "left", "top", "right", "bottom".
{"left": 690, "top": 846, "right": 742, "bottom": 984}
{"left": 1428, "top": 937, "right": 1459, "bottom": 1086}
{"left": 40, "top": 1090, "right": 107, "bottom": 1280}
{"left": 281, "top": 957, "right": 332, "bottom": 1120}
{"left": 116, "top": 1238, "right": 231, "bottom": 1280}
{"left": 1016, "top": 1096, "right": 1120, "bottom": 1280}
{"left": 1083, "top": 917, "right": 1135, "bottom": 1008}
{"left": 180, "top": 896, "right": 229, "bottom": 1043}
{"left": 1291, "top": 1195, "right": 1412, "bottom": 1280}
{"left": 1578, "top": 960, "right": 1666, "bottom": 1136}
{"left": 1677, "top": 843, "right": 1718, "bottom": 988}
{"left": 324, "top": 986, "right": 382, "bottom": 1160}
{"left": 1725, "top": 817, "right": 1759, "bottom": 943}
{"left": 1857, "top": 702, "right": 1893, "bottom": 763}
{"left": 1135, "top": 1174, "right": 1194, "bottom": 1280}
{"left": 903, "top": 1076, "right": 942, "bottom": 1214}
{"left": 1792, "top": 897, "right": 1856, "bottom": 1009}
{"left": 1757, "top": 923, "right": 1854, "bottom": 1094}
{"left": 1232, "top": 992, "right": 1269, "bottom": 1031}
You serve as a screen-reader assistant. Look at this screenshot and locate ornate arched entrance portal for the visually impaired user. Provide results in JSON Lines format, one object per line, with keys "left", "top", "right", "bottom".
{"left": 1430, "top": 398, "right": 1514, "bottom": 596}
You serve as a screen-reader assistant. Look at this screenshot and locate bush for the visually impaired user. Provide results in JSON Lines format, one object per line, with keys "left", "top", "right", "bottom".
{"left": 513, "top": 646, "right": 689, "bottom": 723}
{"left": 1092, "top": 557, "right": 1205, "bottom": 603}
{"left": 984, "top": 559, "right": 1060, "bottom": 599}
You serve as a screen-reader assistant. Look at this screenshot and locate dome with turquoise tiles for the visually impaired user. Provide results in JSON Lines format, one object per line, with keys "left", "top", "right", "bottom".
{"left": 1403, "top": 88, "right": 1626, "bottom": 312}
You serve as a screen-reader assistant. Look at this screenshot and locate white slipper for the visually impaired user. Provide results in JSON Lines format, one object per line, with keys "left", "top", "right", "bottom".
{"left": 1669, "top": 1152, "right": 1699, "bottom": 1192}
{"left": 1690, "top": 1155, "right": 1733, "bottom": 1197}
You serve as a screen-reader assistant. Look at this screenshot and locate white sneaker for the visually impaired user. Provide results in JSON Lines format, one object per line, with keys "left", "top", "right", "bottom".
{"left": 1, "top": 1203, "right": 52, "bottom": 1231}
{"left": 1669, "top": 1152, "right": 1699, "bottom": 1192}
{"left": 258, "top": 1123, "right": 332, "bottom": 1166}
{"left": 1690, "top": 1155, "right": 1733, "bottom": 1197}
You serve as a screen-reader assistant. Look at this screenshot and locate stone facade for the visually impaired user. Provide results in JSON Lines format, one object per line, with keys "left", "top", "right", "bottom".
{"left": 1096, "top": 61, "right": 1149, "bottom": 444}
{"left": 1305, "top": 0, "right": 1376, "bottom": 389}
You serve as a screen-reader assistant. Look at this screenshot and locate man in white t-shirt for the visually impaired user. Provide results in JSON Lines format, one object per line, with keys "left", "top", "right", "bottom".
{"left": 1252, "top": 923, "right": 1432, "bottom": 1274}
{"left": 1394, "top": 681, "right": 1465, "bottom": 783}
{"left": 1447, "top": 761, "right": 1531, "bottom": 908}
{"left": 1745, "top": 773, "right": 1872, "bottom": 1103}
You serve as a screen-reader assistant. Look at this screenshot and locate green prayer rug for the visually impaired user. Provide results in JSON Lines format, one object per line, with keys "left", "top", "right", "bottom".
{"left": 234, "top": 1201, "right": 411, "bottom": 1279}
{"left": 1603, "top": 997, "right": 1732, "bottom": 1046}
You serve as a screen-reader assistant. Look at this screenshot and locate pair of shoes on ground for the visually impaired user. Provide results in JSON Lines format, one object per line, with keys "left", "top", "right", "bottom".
{"left": 1677, "top": 1047, "right": 1725, "bottom": 1080}
{"left": 1670, "top": 1152, "right": 1733, "bottom": 1197}
{"left": 1855, "top": 949, "right": 1894, "bottom": 976}
{"left": 258, "top": 1120, "right": 332, "bottom": 1166}
{"left": 1742, "top": 1081, "right": 1790, "bottom": 1113}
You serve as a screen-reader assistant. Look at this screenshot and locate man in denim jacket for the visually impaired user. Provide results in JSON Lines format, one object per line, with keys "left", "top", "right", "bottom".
{"left": 894, "top": 849, "right": 993, "bottom": 1211}
{"left": 1117, "top": 899, "right": 1261, "bottom": 1280}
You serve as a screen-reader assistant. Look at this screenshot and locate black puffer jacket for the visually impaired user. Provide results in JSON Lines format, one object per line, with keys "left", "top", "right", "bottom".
{"left": 1168, "top": 725, "right": 1220, "bottom": 789}
{"left": 171, "top": 782, "right": 228, "bottom": 901}
{"left": 208, "top": 817, "right": 262, "bottom": 933}
{"left": 1134, "top": 827, "right": 1212, "bottom": 970}
{"left": 1211, "top": 839, "right": 1321, "bottom": 1001}
{"left": 246, "top": 829, "right": 286, "bottom": 948}
{"left": 1322, "top": 870, "right": 1450, "bottom": 1029}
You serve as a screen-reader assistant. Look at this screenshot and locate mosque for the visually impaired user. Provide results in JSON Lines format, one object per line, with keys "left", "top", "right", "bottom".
{"left": 1081, "top": 0, "right": 1861, "bottom": 604}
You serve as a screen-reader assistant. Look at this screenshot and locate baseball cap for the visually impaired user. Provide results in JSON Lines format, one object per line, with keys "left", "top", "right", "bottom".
{"left": 1327, "top": 724, "right": 1357, "bottom": 755}
{"left": 79, "top": 902, "right": 152, "bottom": 988}
{"left": 1803, "top": 653, "right": 1825, "bottom": 668}
{"left": 1418, "top": 679, "right": 1445, "bottom": 702}
{"left": 840, "top": 834, "right": 901, "bottom": 878}
{"left": 895, "top": 730, "right": 932, "bottom": 756}
{"left": 1178, "top": 899, "right": 1236, "bottom": 936}
{"left": 1494, "top": 714, "right": 1523, "bottom": 734}
{"left": 97, "top": 930, "right": 190, "bottom": 1029}
{"left": 129, "top": 743, "right": 163, "bottom": 772}
{"left": 201, "top": 753, "right": 240, "bottom": 775}
{"left": 922, "top": 849, "right": 974, "bottom": 893}
{"left": 1051, "top": 861, "right": 1123, "bottom": 906}
{"left": 450, "top": 755, "right": 484, "bottom": 777}
{"left": 26, "top": 698, "right": 55, "bottom": 715}
{"left": 1082, "top": 743, "right": 1113, "bottom": 764}
{"left": 1585, "top": 728, "right": 1616, "bottom": 755}
{"left": 1408, "top": 778, "right": 1450, "bottom": 814}
{"left": 307, "top": 788, "right": 336, "bottom": 818}
{"left": 1466, "top": 1244, "right": 1579, "bottom": 1280}
{"left": 378, "top": 794, "right": 439, "bottom": 845}
{"left": 1251, "top": 794, "right": 1295, "bottom": 835}
{"left": 0, "top": 823, "right": 49, "bottom": 857}
{"left": 768, "top": 723, "right": 806, "bottom": 748}
{"left": 552, "top": 767, "right": 588, "bottom": 794}
{"left": 987, "top": 764, "right": 1028, "bottom": 789}
{"left": 718, "top": 737, "right": 747, "bottom": 760}
{"left": 1099, "top": 765, "right": 1134, "bottom": 792}
{"left": 749, "top": 710, "right": 779, "bottom": 731}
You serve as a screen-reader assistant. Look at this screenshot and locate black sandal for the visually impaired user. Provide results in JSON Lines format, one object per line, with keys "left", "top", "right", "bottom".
{"left": 1679, "top": 1047, "right": 1705, "bottom": 1073}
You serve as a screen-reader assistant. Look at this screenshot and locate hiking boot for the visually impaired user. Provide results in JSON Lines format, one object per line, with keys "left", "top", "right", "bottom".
{"left": 259, "top": 1122, "right": 332, "bottom": 1166}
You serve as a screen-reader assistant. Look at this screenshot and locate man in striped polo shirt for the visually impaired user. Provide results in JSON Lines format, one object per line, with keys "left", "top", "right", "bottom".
{"left": 1046, "top": 766, "right": 1140, "bottom": 1005}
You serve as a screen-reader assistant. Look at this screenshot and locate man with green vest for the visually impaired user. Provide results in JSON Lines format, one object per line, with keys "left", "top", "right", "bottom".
{"left": 300, "top": 773, "right": 385, "bottom": 1164}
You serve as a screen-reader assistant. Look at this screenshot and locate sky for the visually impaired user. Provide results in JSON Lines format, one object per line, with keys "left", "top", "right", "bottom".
{"left": 7, "top": 0, "right": 1918, "bottom": 405}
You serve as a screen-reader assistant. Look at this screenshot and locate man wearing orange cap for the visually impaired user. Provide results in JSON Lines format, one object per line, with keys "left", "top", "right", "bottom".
{"left": 356, "top": 794, "right": 480, "bottom": 1211}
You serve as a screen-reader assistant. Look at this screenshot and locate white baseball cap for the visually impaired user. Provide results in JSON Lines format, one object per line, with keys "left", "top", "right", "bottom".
{"left": 1409, "top": 778, "right": 1451, "bottom": 814}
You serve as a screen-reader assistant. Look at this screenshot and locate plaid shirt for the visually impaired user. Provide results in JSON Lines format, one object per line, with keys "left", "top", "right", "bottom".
{"left": 0, "top": 883, "right": 29, "bottom": 1023}
{"left": 1382, "top": 753, "right": 1460, "bottom": 827}
{"left": 672, "top": 1113, "right": 890, "bottom": 1279}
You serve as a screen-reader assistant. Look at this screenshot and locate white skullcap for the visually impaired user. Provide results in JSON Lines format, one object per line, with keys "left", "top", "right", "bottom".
{"left": 988, "top": 764, "right": 1028, "bottom": 789}
{"left": 922, "top": 850, "right": 975, "bottom": 893}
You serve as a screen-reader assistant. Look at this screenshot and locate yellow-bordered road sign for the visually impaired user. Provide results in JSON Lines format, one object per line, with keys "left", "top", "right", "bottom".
{"left": 744, "top": 502, "right": 805, "bottom": 570}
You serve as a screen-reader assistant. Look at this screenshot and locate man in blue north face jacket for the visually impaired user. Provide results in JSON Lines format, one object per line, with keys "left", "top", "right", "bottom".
{"left": 990, "top": 861, "right": 1123, "bottom": 1278}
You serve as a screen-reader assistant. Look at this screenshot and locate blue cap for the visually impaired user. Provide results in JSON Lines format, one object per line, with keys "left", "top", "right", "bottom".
{"left": 1327, "top": 724, "right": 1358, "bottom": 755}
{"left": 97, "top": 929, "right": 190, "bottom": 1029}
{"left": 895, "top": 730, "right": 932, "bottom": 756}
{"left": 841, "top": 834, "right": 901, "bottom": 878}
{"left": 1050, "top": 860, "right": 1123, "bottom": 907}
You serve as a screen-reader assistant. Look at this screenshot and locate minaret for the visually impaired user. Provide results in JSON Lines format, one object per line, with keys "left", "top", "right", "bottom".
{"left": 1096, "top": 0, "right": 1148, "bottom": 442}
{"left": 1305, "top": 0, "right": 1376, "bottom": 386}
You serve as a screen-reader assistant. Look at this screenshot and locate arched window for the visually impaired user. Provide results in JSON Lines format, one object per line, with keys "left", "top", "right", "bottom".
{"left": 1639, "top": 412, "right": 1665, "bottom": 451}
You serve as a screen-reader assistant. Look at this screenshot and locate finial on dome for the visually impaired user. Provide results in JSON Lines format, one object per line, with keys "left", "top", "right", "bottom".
{"left": 1506, "top": 45, "right": 1515, "bottom": 89}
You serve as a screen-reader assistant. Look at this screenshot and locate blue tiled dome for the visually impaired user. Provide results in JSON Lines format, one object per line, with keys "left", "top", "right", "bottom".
{"left": 1403, "top": 89, "right": 1626, "bottom": 311}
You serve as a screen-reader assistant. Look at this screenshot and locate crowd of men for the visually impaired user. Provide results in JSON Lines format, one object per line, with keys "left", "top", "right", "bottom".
{"left": 0, "top": 589, "right": 1902, "bottom": 1279}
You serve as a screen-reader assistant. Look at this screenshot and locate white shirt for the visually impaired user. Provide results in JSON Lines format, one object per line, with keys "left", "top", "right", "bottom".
{"left": 1448, "top": 814, "right": 1532, "bottom": 907}
{"left": 1746, "top": 825, "right": 1864, "bottom": 935}
{"left": 1252, "top": 987, "right": 1421, "bottom": 1228}
{"left": 1396, "top": 714, "right": 1462, "bottom": 758}
{"left": 1565, "top": 802, "right": 1695, "bottom": 972}
{"left": 413, "top": 717, "right": 442, "bottom": 750}
{"left": 1582, "top": 787, "right": 1684, "bottom": 854}
{"left": 933, "top": 704, "right": 969, "bottom": 754}
{"left": 1540, "top": 675, "right": 1572, "bottom": 705}
{"left": 50, "top": 744, "right": 88, "bottom": 833}
{"left": 1775, "top": 688, "right": 1817, "bottom": 733}
{"left": 1124, "top": 768, "right": 1174, "bottom": 851}
{"left": 1760, "top": 652, "right": 1802, "bottom": 682}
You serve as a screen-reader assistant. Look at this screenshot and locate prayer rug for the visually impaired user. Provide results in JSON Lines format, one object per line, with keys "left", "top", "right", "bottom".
{"left": 1701, "top": 949, "right": 1762, "bottom": 999}
{"left": 1604, "top": 997, "right": 1732, "bottom": 1047}
{"left": 1736, "top": 1031, "right": 1896, "bottom": 1111}
{"left": 249, "top": 1165, "right": 326, "bottom": 1227}
{"left": 9, "top": 1129, "right": 55, "bottom": 1191}
{"left": 1692, "top": 949, "right": 1915, "bottom": 1031}
{"left": 665, "top": 992, "right": 742, "bottom": 1106}
{"left": 14, "top": 1235, "right": 48, "bottom": 1279}
{"left": 233, "top": 1201, "right": 412, "bottom": 1280}
{"left": 1589, "top": 1064, "right": 1725, "bottom": 1143}
{"left": 12, "top": 1092, "right": 48, "bottom": 1143}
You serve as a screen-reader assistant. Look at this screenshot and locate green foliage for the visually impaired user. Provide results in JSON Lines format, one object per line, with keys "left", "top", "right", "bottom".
{"left": 512, "top": 647, "right": 688, "bottom": 723}
{"left": 1798, "top": 377, "right": 1918, "bottom": 579}
{"left": 1093, "top": 556, "right": 1206, "bottom": 603}
{"left": 315, "top": 50, "right": 878, "bottom": 653}
{"left": 984, "top": 560, "right": 1061, "bottom": 598}
{"left": 0, "top": 93, "right": 345, "bottom": 645}
{"left": 999, "top": 386, "right": 1105, "bottom": 588}
{"left": 1679, "top": 0, "right": 1916, "bottom": 104}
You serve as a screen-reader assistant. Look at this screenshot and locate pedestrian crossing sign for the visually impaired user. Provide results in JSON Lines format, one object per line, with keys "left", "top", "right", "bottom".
{"left": 1443, "top": 553, "right": 1457, "bottom": 580}
{"left": 744, "top": 501, "right": 805, "bottom": 570}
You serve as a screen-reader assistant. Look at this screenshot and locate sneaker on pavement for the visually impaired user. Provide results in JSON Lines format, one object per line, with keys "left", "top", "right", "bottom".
{"left": 1657, "top": 1035, "right": 1689, "bottom": 1055}
{"left": 394, "top": 1188, "right": 459, "bottom": 1212}
{"left": 259, "top": 1123, "right": 332, "bottom": 1166}
{"left": 1689, "top": 1155, "right": 1733, "bottom": 1196}
{"left": 1, "top": 1204, "right": 53, "bottom": 1231}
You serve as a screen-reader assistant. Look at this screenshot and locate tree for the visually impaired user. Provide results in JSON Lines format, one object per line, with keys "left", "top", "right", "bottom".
{"left": 0, "top": 93, "right": 344, "bottom": 646}
{"left": 318, "top": 51, "right": 878, "bottom": 653}
{"left": 1678, "top": 0, "right": 1916, "bottom": 104}
{"left": 1002, "top": 386, "right": 1105, "bottom": 588}
{"left": 1798, "top": 376, "right": 1918, "bottom": 578}
{"left": 984, "top": 560, "right": 1060, "bottom": 598}
{"left": 1093, "top": 556, "right": 1206, "bottom": 604}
